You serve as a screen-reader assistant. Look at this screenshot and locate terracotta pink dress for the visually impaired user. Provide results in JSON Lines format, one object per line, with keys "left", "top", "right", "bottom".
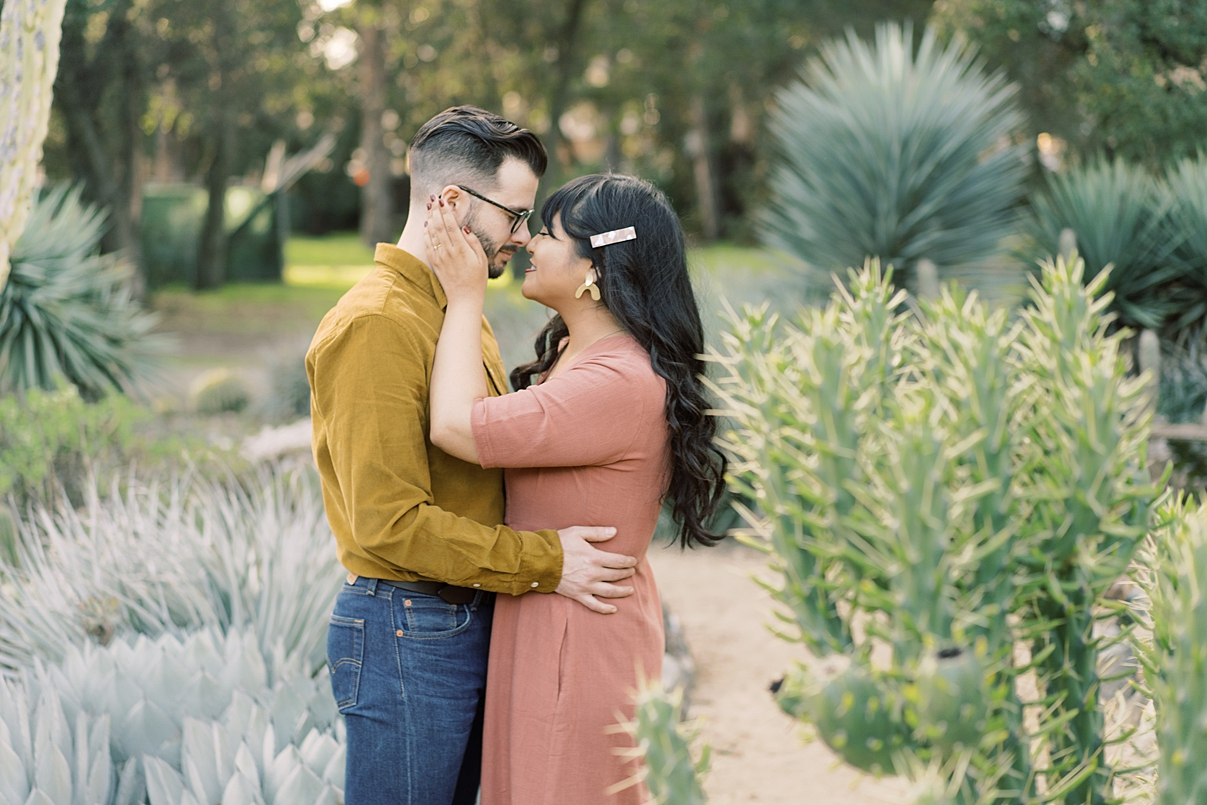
{"left": 471, "top": 334, "right": 669, "bottom": 805}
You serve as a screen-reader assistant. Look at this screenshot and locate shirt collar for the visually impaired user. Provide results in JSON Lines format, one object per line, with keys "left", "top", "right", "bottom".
{"left": 374, "top": 243, "right": 448, "bottom": 310}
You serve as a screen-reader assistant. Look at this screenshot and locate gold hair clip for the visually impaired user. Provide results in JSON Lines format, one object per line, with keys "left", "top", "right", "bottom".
{"left": 589, "top": 226, "right": 637, "bottom": 248}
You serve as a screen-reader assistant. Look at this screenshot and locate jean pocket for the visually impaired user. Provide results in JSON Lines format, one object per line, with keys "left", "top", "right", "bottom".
{"left": 401, "top": 597, "right": 472, "bottom": 639}
{"left": 327, "top": 615, "right": 365, "bottom": 711}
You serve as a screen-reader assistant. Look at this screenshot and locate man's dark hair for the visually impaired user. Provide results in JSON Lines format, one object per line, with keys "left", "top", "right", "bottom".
{"left": 408, "top": 106, "right": 547, "bottom": 202}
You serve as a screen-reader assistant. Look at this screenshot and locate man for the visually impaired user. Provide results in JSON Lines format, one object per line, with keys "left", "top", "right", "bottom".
{"left": 306, "top": 107, "right": 637, "bottom": 805}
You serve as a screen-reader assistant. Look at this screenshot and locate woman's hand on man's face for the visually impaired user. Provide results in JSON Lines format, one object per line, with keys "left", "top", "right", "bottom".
{"left": 425, "top": 194, "right": 488, "bottom": 302}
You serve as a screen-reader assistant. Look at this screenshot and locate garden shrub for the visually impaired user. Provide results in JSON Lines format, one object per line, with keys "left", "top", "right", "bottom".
{"left": 190, "top": 368, "right": 251, "bottom": 415}
{"left": 1027, "top": 158, "right": 1181, "bottom": 332}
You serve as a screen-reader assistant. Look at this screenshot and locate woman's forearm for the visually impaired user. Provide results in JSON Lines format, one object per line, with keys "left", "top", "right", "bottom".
{"left": 430, "top": 297, "right": 488, "bottom": 463}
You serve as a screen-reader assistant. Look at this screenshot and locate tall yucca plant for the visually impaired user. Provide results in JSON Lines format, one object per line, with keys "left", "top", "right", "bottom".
{"left": 0, "top": 184, "right": 161, "bottom": 398}
{"left": 1163, "top": 155, "right": 1207, "bottom": 340}
{"left": 1027, "top": 159, "right": 1181, "bottom": 331}
{"left": 764, "top": 22, "right": 1028, "bottom": 292}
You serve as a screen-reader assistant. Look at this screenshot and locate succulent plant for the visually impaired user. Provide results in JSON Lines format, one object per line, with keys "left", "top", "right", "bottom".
{"left": 0, "top": 673, "right": 142, "bottom": 805}
{"left": 616, "top": 682, "right": 708, "bottom": 805}
{"left": 0, "top": 466, "right": 341, "bottom": 674}
{"left": 711, "top": 253, "right": 1156, "bottom": 803}
{"left": 1, "top": 626, "right": 343, "bottom": 805}
{"left": 1136, "top": 497, "right": 1207, "bottom": 805}
{"left": 764, "top": 22, "right": 1028, "bottom": 295}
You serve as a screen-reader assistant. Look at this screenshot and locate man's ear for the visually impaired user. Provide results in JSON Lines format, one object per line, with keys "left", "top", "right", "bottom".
{"left": 439, "top": 185, "right": 465, "bottom": 209}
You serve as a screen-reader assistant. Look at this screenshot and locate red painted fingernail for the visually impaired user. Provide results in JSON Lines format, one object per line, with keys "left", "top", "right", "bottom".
{"left": 423, "top": 222, "right": 427, "bottom": 227}
{"left": 463, "top": 226, "right": 470, "bottom": 233}
{"left": 439, "top": 199, "right": 444, "bottom": 207}
{"left": 429, "top": 194, "right": 435, "bottom": 201}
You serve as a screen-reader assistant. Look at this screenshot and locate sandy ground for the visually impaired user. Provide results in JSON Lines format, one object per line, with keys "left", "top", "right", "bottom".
{"left": 647, "top": 543, "right": 910, "bottom": 805}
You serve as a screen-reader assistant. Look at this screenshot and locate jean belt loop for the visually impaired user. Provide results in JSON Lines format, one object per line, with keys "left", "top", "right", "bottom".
{"left": 365, "top": 578, "right": 380, "bottom": 596}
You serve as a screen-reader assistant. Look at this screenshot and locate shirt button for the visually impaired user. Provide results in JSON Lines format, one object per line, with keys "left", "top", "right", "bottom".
{"left": 473, "top": 583, "right": 481, "bottom": 588}
{"left": 531, "top": 582, "right": 539, "bottom": 588}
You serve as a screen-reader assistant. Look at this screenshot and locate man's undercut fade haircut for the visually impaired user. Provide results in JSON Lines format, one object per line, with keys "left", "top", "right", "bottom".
{"left": 408, "top": 106, "right": 547, "bottom": 202}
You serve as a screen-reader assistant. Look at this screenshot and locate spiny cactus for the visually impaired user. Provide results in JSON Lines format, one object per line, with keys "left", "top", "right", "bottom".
{"left": 0, "top": 0, "right": 68, "bottom": 293}
{"left": 615, "top": 682, "right": 708, "bottom": 805}
{"left": 1136, "top": 497, "right": 1207, "bottom": 805}
{"left": 712, "top": 253, "right": 1157, "bottom": 804}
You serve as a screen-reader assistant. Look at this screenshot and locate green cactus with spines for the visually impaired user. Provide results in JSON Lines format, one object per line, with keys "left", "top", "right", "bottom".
{"left": 0, "top": 0, "right": 69, "bottom": 292}
{"left": 1136, "top": 497, "right": 1207, "bottom": 805}
{"left": 620, "top": 682, "right": 708, "bottom": 805}
{"left": 711, "top": 252, "right": 1158, "bottom": 804}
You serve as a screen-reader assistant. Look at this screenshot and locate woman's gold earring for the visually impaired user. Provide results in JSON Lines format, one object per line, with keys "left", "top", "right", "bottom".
{"left": 575, "top": 273, "right": 601, "bottom": 301}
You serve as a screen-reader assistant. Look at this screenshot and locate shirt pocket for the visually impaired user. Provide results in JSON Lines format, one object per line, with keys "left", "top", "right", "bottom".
{"left": 327, "top": 615, "right": 365, "bottom": 711}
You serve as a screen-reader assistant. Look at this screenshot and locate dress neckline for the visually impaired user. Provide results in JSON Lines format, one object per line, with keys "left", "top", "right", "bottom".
{"left": 542, "top": 332, "right": 633, "bottom": 383}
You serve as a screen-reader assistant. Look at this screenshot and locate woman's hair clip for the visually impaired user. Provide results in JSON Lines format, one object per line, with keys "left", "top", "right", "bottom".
{"left": 589, "top": 226, "right": 637, "bottom": 248}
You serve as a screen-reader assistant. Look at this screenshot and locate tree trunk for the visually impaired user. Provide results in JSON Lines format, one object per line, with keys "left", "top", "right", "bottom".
{"left": 56, "top": 0, "right": 145, "bottom": 293}
{"left": 541, "top": 0, "right": 589, "bottom": 189}
{"left": 357, "top": 17, "right": 394, "bottom": 247}
{"left": 111, "top": 4, "right": 144, "bottom": 297}
{"left": 194, "top": 4, "right": 236, "bottom": 291}
{"left": 688, "top": 92, "right": 720, "bottom": 241}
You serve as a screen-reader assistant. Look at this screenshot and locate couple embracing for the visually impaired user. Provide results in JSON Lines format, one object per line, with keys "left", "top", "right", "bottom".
{"left": 306, "top": 105, "right": 727, "bottom": 805}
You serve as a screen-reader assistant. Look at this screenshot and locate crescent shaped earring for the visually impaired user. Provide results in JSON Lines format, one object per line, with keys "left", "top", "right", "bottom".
{"left": 575, "top": 272, "right": 601, "bottom": 301}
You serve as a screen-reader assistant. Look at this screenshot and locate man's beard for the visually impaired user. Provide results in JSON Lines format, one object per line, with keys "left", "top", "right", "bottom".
{"left": 465, "top": 210, "right": 513, "bottom": 279}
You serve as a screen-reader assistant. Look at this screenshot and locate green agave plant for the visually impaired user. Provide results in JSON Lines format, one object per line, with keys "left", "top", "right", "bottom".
{"left": 1, "top": 627, "right": 343, "bottom": 805}
{"left": 764, "top": 22, "right": 1028, "bottom": 293}
{"left": 0, "top": 466, "right": 341, "bottom": 675}
{"left": 0, "top": 184, "right": 161, "bottom": 399}
{"left": 0, "top": 675, "right": 133, "bottom": 805}
{"left": 1027, "top": 159, "right": 1181, "bottom": 331}
{"left": 1163, "top": 155, "right": 1207, "bottom": 340}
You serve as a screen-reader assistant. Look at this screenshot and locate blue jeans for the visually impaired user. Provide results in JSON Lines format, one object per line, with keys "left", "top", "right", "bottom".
{"left": 327, "top": 576, "right": 494, "bottom": 805}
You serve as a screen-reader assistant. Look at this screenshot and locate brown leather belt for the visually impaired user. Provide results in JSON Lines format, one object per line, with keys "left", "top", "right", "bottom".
{"left": 385, "top": 579, "right": 477, "bottom": 605}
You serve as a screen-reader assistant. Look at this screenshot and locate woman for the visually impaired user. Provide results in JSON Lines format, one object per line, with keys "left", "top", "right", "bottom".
{"left": 425, "top": 173, "right": 726, "bottom": 804}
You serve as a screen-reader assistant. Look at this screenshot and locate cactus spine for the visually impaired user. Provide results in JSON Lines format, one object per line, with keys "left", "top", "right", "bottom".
{"left": 0, "top": 0, "right": 68, "bottom": 293}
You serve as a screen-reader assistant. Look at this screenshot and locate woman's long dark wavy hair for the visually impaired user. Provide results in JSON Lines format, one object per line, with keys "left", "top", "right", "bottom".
{"left": 510, "top": 174, "right": 727, "bottom": 548}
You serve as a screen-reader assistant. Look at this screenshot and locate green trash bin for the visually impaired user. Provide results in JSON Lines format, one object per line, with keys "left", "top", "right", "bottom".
{"left": 140, "top": 183, "right": 284, "bottom": 288}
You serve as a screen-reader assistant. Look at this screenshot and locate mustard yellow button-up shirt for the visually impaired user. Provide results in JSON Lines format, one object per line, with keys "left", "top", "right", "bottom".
{"left": 306, "top": 244, "right": 563, "bottom": 595}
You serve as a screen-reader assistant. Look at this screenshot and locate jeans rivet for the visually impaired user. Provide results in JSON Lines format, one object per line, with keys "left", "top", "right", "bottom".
{"left": 404, "top": 599, "right": 412, "bottom": 607}
{"left": 396, "top": 629, "right": 403, "bottom": 637}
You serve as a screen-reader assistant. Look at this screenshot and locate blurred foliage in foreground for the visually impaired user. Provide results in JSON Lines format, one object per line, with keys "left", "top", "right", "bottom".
{"left": 699, "top": 255, "right": 1161, "bottom": 803}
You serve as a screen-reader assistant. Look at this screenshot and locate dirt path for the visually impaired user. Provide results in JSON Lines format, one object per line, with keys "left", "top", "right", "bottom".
{"left": 648, "top": 543, "right": 909, "bottom": 805}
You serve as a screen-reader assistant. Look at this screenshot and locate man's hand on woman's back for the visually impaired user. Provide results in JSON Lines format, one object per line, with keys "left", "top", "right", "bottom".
{"left": 554, "top": 527, "right": 636, "bottom": 614}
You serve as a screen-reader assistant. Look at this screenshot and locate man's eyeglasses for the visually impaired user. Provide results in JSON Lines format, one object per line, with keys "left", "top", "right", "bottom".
{"left": 456, "top": 185, "right": 534, "bottom": 234}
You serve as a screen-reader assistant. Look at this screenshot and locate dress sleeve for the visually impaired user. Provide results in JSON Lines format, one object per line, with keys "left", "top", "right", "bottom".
{"left": 471, "top": 349, "right": 663, "bottom": 469}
